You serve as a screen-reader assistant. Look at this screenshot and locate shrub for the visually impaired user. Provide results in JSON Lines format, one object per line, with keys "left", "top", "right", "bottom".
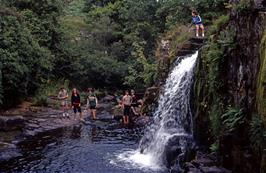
{"left": 33, "top": 79, "right": 70, "bottom": 107}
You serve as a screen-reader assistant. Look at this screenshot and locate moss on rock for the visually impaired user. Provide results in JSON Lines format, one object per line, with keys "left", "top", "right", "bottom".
{"left": 256, "top": 31, "right": 266, "bottom": 124}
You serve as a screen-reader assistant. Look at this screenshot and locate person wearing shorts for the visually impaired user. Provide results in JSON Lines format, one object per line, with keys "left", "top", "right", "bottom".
{"left": 87, "top": 88, "right": 98, "bottom": 120}
{"left": 71, "top": 88, "right": 84, "bottom": 122}
{"left": 191, "top": 10, "right": 204, "bottom": 37}
{"left": 122, "top": 90, "right": 132, "bottom": 125}
{"left": 58, "top": 87, "right": 69, "bottom": 118}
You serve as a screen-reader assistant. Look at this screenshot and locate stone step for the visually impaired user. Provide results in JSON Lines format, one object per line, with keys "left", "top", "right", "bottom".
{"left": 176, "top": 50, "right": 197, "bottom": 57}
{"left": 188, "top": 37, "right": 206, "bottom": 44}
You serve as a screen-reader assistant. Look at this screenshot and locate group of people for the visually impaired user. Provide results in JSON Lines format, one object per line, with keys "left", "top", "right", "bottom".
{"left": 120, "top": 90, "right": 143, "bottom": 125}
{"left": 57, "top": 87, "right": 98, "bottom": 122}
{"left": 58, "top": 87, "right": 142, "bottom": 125}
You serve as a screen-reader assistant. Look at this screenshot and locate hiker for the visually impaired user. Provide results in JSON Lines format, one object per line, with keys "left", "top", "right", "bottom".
{"left": 131, "top": 99, "right": 144, "bottom": 116}
{"left": 87, "top": 88, "right": 98, "bottom": 120}
{"left": 130, "top": 89, "right": 139, "bottom": 116}
{"left": 122, "top": 90, "right": 132, "bottom": 125}
{"left": 131, "top": 89, "right": 138, "bottom": 107}
{"left": 191, "top": 10, "right": 204, "bottom": 37}
{"left": 57, "top": 87, "right": 69, "bottom": 118}
{"left": 71, "top": 88, "right": 84, "bottom": 122}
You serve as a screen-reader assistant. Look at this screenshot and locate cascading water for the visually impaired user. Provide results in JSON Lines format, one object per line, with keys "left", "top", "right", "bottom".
{"left": 114, "top": 51, "right": 198, "bottom": 171}
{"left": 139, "top": 51, "right": 198, "bottom": 168}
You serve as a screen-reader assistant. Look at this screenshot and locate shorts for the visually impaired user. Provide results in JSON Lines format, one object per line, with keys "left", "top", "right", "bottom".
{"left": 123, "top": 105, "right": 131, "bottom": 116}
{"left": 131, "top": 102, "right": 138, "bottom": 107}
{"left": 61, "top": 100, "right": 68, "bottom": 106}
{"left": 73, "top": 105, "right": 81, "bottom": 113}
{"left": 90, "top": 105, "right": 96, "bottom": 110}
{"left": 195, "top": 23, "right": 203, "bottom": 26}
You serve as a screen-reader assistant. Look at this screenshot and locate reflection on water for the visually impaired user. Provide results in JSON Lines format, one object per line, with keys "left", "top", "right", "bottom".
{"left": 0, "top": 120, "right": 166, "bottom": 173}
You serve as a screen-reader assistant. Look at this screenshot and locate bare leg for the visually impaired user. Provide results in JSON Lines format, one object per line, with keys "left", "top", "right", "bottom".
{"left": 123, "top": 116, "right": 126, "bottom": 124}
{"left": 125, "top": 116, "right": 129, "bottom": 124}
{"left": 196, "top": 25, "right": 199, "bottom": 37}
{"left": 79, "top": 112, "right": 83, "bottom": 120}
{"left": 200, "top": 24, "right": 205, "bottom": 37}
{"left": 92, "top": 110, "right": 96, "bottom": 120}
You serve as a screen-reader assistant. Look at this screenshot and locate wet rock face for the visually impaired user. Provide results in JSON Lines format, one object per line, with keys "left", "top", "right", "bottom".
{"left": 254, "top": 0, "right": 266, "bottom": 9}
{"left": 218, "top": 3, "right": 266, "bottom": 173}
{"left": 0, "top": 116, "right": 25, "bottom": 131}
{"left": 193, "top": 1, "right": 266, "bottom": 172}
{"left": 182, "top": 152, "right": 231, "bottom": 173}
{"left": 226, "top": 2, "right": 266, "bottom": 111}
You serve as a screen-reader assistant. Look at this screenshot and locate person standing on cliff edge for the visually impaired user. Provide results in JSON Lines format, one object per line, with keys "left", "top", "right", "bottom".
{"left": 191, "top": 10, "right": 205, "bottom": 37}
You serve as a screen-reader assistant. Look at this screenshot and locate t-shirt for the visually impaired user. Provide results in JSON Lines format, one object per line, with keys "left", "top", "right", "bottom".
{"left": 58, "top": 89, "right": 68, "bottom": 100}
{"left": 123, "top": 95, "right": 132, "bottom": 106}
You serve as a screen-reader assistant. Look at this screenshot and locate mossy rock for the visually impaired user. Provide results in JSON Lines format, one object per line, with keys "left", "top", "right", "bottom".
{"left": 256, "top": 31, "right": 266, "bottom": 123}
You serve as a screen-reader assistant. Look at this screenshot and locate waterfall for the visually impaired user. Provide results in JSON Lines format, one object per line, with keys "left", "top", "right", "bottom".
{"left": 114, "top": 51, "right": 198, "bottom": 171}
{"left": 138, "top": 51, "right": 198, "bottom": 168}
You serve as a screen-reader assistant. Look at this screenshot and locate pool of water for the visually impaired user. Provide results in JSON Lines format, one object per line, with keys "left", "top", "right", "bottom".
{"left": 0, "top": 119, "right": 167, "bottom": 173}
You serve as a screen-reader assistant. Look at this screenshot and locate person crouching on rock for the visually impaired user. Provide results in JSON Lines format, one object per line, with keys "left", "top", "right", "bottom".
{"left": 86, "top": 88, "right": 98, "bottom": 120}
{"left": 191, "top": 10, "right": 204, "bottom": 37}
{"left": 122, "top": 90, "right": 132, "bottom": 125}
{"left": 71, "top": 88, "right": 84, "bottom": 122}
{"left": 58, "top": 86, "right": 69, "bottom": 118}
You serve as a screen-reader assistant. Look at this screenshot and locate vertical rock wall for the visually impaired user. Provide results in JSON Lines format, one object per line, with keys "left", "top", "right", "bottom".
{"left": 194, "top": 0, "right": 266, "bottom": 172}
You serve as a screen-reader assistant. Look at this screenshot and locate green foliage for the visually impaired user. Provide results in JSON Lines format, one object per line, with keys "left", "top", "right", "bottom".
{"left": 249, "top": 115, "right": 266, "bottom": 152}
{"left": 210, "top": 102, "right": 223, "bottom": 138}
{"left": 210, "top": 141, "right": 219, "bottom": 153}
{"left": 256, "top": 32, "right": 266, "bottom": 122}
{"left": 234, "top": 0, "right": 252, "bottom": 12}
{"left": 33, "top": 79, "right": 70, "bottom": 107}
{"left": 124, "top": 41, "right": 157, "bottom": 89}
{"left": 209, "top": 15, "right": 229, "bottom": 35}
{"left": 0, "top": 0, "right": 230, "bottom": 107}
{"left": 0, "top": 14, "right": 53, "bottom": 107}
{"left": 221, "top": 107, "right": 245, "bottom": 134}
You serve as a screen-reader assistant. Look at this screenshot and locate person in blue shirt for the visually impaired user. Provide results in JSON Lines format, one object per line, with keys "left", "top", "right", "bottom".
{"left": 191, "top": 10, "right": 205, "bottom": 37}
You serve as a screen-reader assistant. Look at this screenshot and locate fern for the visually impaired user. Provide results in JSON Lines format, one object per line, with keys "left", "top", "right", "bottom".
{"left": 249, "top": 115, "right": 266, "bottom": 152}
{"left": 221, "top": 107, "right": 245, "bottom": 134}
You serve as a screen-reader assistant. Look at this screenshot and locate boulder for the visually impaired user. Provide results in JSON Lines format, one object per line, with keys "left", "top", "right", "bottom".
{"left": 101, "top": 95, "right": 116, "bottom": 102}
{"left": 0, "top": 143, "right": 22, "bottom": 162}
{"left": 163, "top": 145, "right": 182, "bottom": 168}
{"left": 133, "top": 116, "right": 150, "bottom": 126}
{"left": 199, "top": 166, "right": 230, "bottom": 173}
{"left": 0, "top": 116, "right": 25, "bottom": 131}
